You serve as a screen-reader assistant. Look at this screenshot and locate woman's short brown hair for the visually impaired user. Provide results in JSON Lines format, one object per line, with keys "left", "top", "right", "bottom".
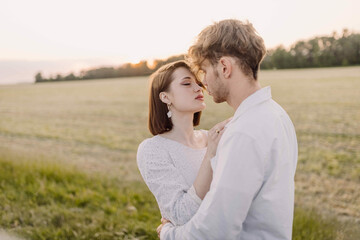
{"left": 187, "top": 19, "right": 266, "bottom": 80}
{"left": 148, "top": 60, "right": 203, "bottom": 135}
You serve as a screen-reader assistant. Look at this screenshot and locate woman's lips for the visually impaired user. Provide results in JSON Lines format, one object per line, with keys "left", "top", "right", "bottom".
{"left": 196, "top": 95, "right": 204, "bottom": 100}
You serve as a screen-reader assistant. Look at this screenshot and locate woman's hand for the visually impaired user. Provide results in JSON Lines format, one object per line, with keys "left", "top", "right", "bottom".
{"left": 157, "top": 218, "right": 171, "bottom": 238}
{"left": 206, "top": 117, "right": 232, "bottom": 158}
{"left": 192, "top": 117, "right": 232, "bottom": 200}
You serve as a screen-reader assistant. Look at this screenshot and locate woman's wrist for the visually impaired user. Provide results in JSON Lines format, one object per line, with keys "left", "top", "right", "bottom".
{"left": 205, "top": 149, "right": 215, "bottom": 160}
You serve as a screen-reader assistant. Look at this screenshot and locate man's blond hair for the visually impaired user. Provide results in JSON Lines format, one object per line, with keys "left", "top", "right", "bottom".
{"left": 187, "top": 19, "right": 266, "bottom": 80}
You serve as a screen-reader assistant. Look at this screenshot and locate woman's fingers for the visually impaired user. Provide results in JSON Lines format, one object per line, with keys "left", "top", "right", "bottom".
{"left": 206, "top": 117, "right": 232, "bottom": 158}
{"left": 211, "top": 117, "right": 233, "bottom": 134}
{"left": 157, "top": 218, "right": 171, "bottom": 238}
{"left": 217, "top": 117, "right": 233, "bottom": 129}
{"left": 161, "top": 218, "right": 170, "bottom": 224}
{"left": 157, "top": 224, "right": 162, "bottom": 238}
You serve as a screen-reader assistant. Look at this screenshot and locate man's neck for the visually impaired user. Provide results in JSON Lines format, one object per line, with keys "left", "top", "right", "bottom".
{"left": 227, "top": 78, "right": 261, "bottom": 111}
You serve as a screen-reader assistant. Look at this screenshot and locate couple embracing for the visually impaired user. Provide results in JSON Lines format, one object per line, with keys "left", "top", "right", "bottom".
{"left": 137, "top": 19, "right": 298, "bottom": 240}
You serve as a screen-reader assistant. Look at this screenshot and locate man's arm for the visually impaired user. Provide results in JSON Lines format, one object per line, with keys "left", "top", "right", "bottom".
{"left": 161, "top": 133, "right": 265, "bottom": 239}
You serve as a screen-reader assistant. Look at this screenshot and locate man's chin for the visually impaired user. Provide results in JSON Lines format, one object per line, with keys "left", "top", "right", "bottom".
{"left": 208, "top": 91, "right": 226, "bottom": 103}
{"left": 213, "top": 96, "right": 226, "bottom": 104}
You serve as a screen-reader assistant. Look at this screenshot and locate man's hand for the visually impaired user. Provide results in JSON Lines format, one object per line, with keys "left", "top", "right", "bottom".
{"left": 157, "top": 218, "right": 171, "bottom": 238}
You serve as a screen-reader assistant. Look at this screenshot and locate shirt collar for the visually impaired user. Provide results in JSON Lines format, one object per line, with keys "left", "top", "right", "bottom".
{"left": 225, "top": 86, "right": 272, "bottom": 127}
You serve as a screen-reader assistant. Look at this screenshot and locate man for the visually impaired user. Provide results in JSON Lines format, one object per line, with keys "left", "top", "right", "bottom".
{"left": 158, "top": 19, "right": 298, "bottom": 239}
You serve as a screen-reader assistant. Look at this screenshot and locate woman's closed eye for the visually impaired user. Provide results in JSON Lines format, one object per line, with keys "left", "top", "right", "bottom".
{"left": 181, "top": 76, "right": 195, "bottom": 86}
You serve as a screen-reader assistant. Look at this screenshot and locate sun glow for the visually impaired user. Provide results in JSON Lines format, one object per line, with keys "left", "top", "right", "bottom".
{"left": 0, "top": 0, "right": 359, "bottom": 84}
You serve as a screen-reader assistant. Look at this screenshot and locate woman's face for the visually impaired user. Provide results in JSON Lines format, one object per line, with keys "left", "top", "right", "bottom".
{"left": 166, "top": 67, "right": 206, "bottom": 114}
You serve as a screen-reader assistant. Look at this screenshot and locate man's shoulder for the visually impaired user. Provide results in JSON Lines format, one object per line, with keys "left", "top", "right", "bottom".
{"left": 230, "top": 99, "right": 293, "bottom": 137}
{"left": 244, "top": 99, "right": 289, "bottom": 122}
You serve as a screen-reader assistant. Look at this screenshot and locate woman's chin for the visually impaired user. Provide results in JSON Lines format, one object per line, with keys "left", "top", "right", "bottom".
{"left": 198, "top": 104, "right": 206, "bottom": 111}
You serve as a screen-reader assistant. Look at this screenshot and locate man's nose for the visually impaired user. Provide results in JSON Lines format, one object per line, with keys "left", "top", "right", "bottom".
{"left": 202, "top": 78, "right": 207, "bottom": 87}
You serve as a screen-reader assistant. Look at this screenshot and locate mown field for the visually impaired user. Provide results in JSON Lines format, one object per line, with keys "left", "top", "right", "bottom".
{"left": 0, "top": 66, "right": 359, "bottom": 239}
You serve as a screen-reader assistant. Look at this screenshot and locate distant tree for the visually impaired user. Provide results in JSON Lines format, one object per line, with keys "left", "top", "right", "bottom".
{"left": 270, "top": 46, "right": 293, "bottom": 69}
{"left": 35, "top": 72, "right": 44, "bottom": 82}
{"left": 64, "top": 73, "right": 77, "bottom": 80}
{"left": 55, "top": 74, "right": 63, "bottom": 81}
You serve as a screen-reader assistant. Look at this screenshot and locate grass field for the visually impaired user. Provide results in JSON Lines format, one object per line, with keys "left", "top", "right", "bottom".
{"left": 0, "top": 66, "right": 359, "bottom": 239}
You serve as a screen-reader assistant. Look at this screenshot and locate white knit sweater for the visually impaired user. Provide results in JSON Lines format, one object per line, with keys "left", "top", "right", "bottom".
{"left": 137, "top": 131, "right": 207, "bottom": 226}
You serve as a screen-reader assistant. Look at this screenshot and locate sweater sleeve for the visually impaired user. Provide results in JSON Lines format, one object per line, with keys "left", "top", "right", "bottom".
{"left": 136, "top": 139, "right": 202, "bottom": 226}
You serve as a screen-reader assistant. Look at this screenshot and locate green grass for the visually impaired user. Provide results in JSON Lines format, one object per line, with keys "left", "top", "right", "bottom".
{"left": 1, "top": 66, "right": 359, "bottom": 239}
{"left": 0, "top": 151, "right": 160, "bottom": 240}
{"left": 0, "top": 151, "right": 355, "bottom": 240}
{"left": 293, "top": 207, "right": 340, "bottom": 240}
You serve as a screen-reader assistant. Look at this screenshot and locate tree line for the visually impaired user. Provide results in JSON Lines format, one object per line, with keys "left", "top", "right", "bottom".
{"left": 261, "top": 29, "right": 360, "bottom": 69}
{"left": 35, "top": 29, "right": 360, "bottom": 83}
{"left": 35, "top": 55, "right": 184, "bottom": 83}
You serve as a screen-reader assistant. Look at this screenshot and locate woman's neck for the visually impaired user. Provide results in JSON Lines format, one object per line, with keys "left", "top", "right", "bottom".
{"left": 162, "top": 112, "right": 198, "bottom": 146}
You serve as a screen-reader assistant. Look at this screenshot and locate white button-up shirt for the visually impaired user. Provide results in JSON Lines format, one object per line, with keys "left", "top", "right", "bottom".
{"left": 161, "top": 86, "right": 298, "bottom": 240}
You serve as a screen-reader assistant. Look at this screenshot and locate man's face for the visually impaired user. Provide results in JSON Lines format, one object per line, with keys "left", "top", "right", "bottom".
{"left": 200, "top": 60, "right": 228, "bottom": 103}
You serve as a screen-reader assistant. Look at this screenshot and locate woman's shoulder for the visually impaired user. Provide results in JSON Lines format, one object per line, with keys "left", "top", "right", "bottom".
{"left": 137, "top": 136, "right": 171, "bottom": 175}
{"left": 137, "top": 135, "right": 163, "bottom": 153}
{"left": 137, "top": 135, "right": 172, "bottom": 162}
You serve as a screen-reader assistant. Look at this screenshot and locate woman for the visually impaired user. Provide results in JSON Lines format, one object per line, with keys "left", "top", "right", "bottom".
{"left": 136, "top": 60, "right": 228, "bottom": 229}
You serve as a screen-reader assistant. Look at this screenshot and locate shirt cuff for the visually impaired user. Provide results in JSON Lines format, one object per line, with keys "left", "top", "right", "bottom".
{"left": 160, "top": 222, "right": 174, "bottom": 240}
{"left": 188, "top": 185, "right": 202, "bottom": 206}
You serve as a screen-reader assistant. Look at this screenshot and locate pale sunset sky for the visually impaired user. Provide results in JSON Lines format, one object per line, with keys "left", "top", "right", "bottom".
{"left": 0, "top": 0, "right": 359, "bottom": 84}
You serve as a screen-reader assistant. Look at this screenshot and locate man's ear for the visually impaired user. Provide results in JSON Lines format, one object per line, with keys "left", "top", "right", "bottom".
{"left": 219, "top": 57, "right": 232, "bottom": 79}
{"left": 159, "top": 92, "right": 171, "bottom": 104}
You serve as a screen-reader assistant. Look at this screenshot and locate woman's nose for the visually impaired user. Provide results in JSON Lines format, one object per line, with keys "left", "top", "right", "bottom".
{"left": 194, "top": 84, "right": 202, "bottom": 92}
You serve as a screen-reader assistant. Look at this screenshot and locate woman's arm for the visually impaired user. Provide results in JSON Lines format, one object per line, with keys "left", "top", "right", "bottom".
{"left": 137, "top": 139, "right": 203, "bottom": 226}
{"left": 193, "top": 118, "right": 232, "bottom": 199}
{"left": 137, "top": 119, "right": 231, "bottom": 226}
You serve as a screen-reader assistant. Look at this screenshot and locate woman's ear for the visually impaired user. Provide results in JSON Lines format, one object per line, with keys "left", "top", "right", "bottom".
{"left": 219, "top": 57, "right": 232, "bottom": 79}
{"left": 159, "top": 92, "right": 171, "bottom": 104}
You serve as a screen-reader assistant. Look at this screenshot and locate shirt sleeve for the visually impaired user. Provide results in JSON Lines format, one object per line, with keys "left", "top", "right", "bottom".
{"left": 160, "top": 132, "right": 265, "bottom": 239}
{"left": 136, "top": 139, "right": 203, "bottom": 226}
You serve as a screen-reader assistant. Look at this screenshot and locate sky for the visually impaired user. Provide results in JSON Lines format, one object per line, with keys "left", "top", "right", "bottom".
{"left": 0, "top": 0, "right": 359, "bottom": 84}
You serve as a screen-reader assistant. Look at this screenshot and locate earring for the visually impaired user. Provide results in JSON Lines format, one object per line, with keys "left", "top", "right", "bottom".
{"left": 167, "top": 103, "right": 172, "bottom": 118}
